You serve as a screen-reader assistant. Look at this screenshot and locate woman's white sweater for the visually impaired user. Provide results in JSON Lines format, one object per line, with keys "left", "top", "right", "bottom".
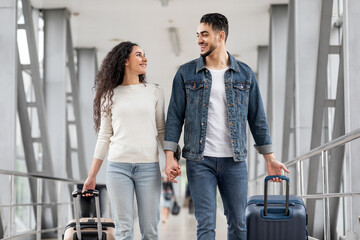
{"left": 93, "top": 83, "right": 165, "bottom": 163}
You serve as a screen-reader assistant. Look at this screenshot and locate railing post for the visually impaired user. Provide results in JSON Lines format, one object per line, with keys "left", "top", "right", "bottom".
{"left": 344, "top": 143, "right": 353, "bottom": 232}
{"left": 9, "top": 175, "right": 14, "bottom": 238}
{"left": 321, "top": 151, "right": 331, "bottom": 239}
{"left": 296, "top": 161, "right": 305, "bottom": 196}
{"left": 57, "top": 181, "right": 62, "bottom": 240}
{"left": 300, "top": 161, "right": 304, "bottom": 196}
{"left": 36, "top": 178, "right": 42, "bottom": 240}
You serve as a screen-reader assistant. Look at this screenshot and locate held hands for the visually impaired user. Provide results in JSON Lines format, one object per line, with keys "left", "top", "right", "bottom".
{"left": 263, "top": 153, "right": 290, "bottom": 182}
{"left": 165, "top": 150, "right": 182, "bottom": 183}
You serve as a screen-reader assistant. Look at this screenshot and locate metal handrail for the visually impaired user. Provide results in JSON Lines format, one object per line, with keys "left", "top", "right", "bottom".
{"left": 0, "top": 169, "right": 81, "bottom": 183}
{"left": 250, "top": 128, "right": 360, "bottom": 182}
{"left": 0, "top": 169, "right": 83, "bottom": 240}
{"left": 284, "top": 128, "right": 360, "bottom": 167}
{"left": 300, "top": 192, "right": 360, "bottom": 199}
{"left": 1, "top": 227, "right": 64, "bottom": 240}
{"left": 250, "top": 128, "right": 360, "bottom": 240}
{"left": 0, "top": 201, "right": 73, "bottom": 208}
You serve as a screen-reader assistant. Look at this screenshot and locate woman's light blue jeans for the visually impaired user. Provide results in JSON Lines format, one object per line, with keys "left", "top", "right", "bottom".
{"left": 186, "top": 156, "right": 248, "bottom": 240}
{"left": 106, "top": 161, "right": 161, "bottom": 240}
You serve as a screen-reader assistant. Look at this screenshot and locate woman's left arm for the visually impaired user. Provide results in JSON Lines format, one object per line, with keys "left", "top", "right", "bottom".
{"left": 155, "top": 85, "right": 166, "bottom": 149}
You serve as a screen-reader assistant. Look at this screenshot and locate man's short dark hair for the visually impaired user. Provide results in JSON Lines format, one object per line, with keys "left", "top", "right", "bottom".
{"left": 200, "top": 13, "right": 229, "bottom": 42}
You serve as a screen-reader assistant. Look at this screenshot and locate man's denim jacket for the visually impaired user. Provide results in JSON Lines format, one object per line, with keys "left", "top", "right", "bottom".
{"left": 164, "top": 53, "right": 272, "bottom": 162}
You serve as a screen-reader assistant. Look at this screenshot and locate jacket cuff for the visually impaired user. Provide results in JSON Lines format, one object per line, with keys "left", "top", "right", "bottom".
{"left": 254, "top": 144, "right": 273, "bottom": 155}
{"left": 164, "top": 141, "right": 181, "bottom": 161}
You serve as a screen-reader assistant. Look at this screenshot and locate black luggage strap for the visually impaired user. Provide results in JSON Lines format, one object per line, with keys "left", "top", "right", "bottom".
{"left": 76, "top": 225, "right": 109, "bottom": 230}
{"left": 64, "top": 222, "right": 115, "bottom": 231}
{"left": 73, "top": 231, "right": 106, "bottom": 240}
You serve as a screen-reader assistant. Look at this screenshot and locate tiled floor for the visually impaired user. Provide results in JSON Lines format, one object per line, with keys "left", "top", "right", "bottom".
{"left": 133, "top": 205, "right": 228, "bottom": 240}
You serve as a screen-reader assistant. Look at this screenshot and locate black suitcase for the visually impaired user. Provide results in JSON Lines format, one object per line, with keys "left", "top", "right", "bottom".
{"left": 245, "top": 175, "right": 308, "bottom": 240}
{"left": 62, "top": 189, "right": 115, "bottom": 240}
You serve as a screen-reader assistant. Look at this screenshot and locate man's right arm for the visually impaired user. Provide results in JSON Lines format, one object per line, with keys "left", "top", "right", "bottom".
{"left": 164, "top": 68, "right": 186, "bottom": 182}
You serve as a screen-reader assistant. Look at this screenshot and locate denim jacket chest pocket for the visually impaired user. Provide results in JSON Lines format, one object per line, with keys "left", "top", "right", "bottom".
{"left": 233, "top": 81, "right": 250, "bottom": 105}
{"left": 185, "top": 81, "right": 204, "bottom": 105}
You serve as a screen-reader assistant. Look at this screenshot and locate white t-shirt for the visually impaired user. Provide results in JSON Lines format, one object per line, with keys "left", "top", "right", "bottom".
{"left": 93, "top": 83, "right": 165, "bottom": 163}
{"left": 203, "top": 68, "right": 233, "bottom": 157}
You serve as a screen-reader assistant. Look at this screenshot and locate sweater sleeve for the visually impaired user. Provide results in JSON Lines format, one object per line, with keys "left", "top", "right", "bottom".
{"left": 155, "top": 85, "right": 165, "bottom": 150}
{"left": 93, "top": 110, "right": 113, "bottom": 160}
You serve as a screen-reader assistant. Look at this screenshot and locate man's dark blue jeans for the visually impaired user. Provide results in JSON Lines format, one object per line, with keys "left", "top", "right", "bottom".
{"left": 186, "top": 156, "right": 248, "bottom": 240}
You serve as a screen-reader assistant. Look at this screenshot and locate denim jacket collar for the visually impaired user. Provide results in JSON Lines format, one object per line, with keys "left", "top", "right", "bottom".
{"left": 195, "top": 52, "right": 241, "bottom": 73}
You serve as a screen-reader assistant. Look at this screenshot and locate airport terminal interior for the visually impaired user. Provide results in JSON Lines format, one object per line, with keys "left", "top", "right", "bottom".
{"left": 1, "top": 0, "right": 360, "bottom": 239}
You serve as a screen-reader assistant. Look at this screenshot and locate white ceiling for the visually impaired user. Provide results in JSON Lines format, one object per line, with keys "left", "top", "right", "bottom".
{"left": 30, "top": 0, "right": 287, "bottom": 103}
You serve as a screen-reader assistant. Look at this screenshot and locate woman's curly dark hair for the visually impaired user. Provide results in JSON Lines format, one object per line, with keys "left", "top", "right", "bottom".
{"left": 93, "top": 41, "right": 146, "bottom": 132}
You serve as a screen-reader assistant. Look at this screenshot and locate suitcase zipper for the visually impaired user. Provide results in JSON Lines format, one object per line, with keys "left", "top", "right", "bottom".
{"left": 247, "top": 199, "right": 306, "bottom": 208}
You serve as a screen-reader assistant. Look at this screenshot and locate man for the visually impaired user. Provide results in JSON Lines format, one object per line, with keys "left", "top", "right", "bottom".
{"left": 164, "top": 13, "right": 289, "bottom": 240}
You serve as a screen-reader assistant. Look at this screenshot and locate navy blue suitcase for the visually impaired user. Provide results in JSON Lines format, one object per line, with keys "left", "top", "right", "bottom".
{"left": 245, "top": 175, "right": 308, "bottom": 240}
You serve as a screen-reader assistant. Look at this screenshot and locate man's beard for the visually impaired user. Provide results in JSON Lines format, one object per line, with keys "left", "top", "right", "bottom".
{"left": 200, "top": 44, "right": 216, "bottom": 58}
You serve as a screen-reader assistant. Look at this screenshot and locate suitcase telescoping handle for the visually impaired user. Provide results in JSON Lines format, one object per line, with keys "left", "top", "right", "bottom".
{"left": 72, "top": 189, "right": 103, "bottom": 240}
{"left": 264, "top": 175, "right": 290, "bottom": 217}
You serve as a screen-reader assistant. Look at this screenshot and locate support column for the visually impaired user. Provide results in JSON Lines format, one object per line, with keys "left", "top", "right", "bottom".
{"left": 65, "top": 23, "right": 87, "bottom": 180}
{"left": 43, "top": 9, "right": 70, "bottom": 233}
{"left": 0, "top": 1, "right": 17, "bottom": 172}
{"left": 76, "top": 48, "right": 100, "bottom": 179}
{"left": 267, "top": 5, "right": 288, "bottom": 163}
{"left": 255, "top": 46, "right": 268, "bottom": 178}
{"left": 295, "top": 0, "right": 323, "bottom": 236}
{"left": 0, "top": 0, "right": 17, "bottom": 237}
{"left": 20, "top": 0, "right": 58, "bottom": 231}
{"left": 282, "top": 0, "right": 322, "bottom": 198}
{"left": 43, "top": 9, "right": 68, "bottom": 178}
{"left": 345, "top": 0, "right": 360, "bottom": 233}
{"left": 307, "top": 0, "right": 334, "bottom": 237}
{"left": 282, "top": 0, "right": 296, "bottom": 167}
{"left": 295, "top": 0, "right": 321, "bottom": 159}
{"left": 257, "top": 46, "right": 269, "bottom": 113}
{"left": 328, "top": 44, "right": 345, "bottom": 238}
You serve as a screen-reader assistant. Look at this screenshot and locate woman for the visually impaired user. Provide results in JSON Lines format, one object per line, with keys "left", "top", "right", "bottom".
{"left": 82, "top": 41, "right": 165, "bottom": 240}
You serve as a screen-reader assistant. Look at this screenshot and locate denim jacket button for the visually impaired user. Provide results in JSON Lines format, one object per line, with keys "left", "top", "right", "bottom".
{"left": 200, "top": 140, "right": 203, "bottom": 143}
{"left": 203, "top": 104, "right": 206, "bottom": 107}
{"left": 201, "top": 122, "right": 204, "bottom": 126}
